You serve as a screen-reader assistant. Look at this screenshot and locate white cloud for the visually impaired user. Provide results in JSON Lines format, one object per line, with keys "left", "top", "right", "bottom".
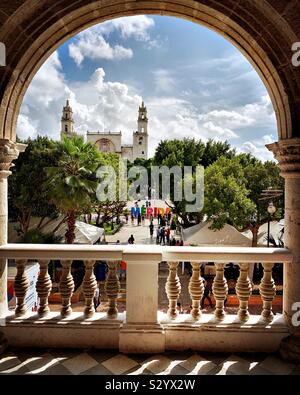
{"left": 24, "top": 51, "right": 68, "bottom": 108}
{"left": 16, "top": 114, "right": 38, "bottom": 140}
{"left": 153, "top": 69, "right": 176, "bottom": 93}
{"left": 69, "top": 16, "right": 155, "bottom": 66}
{"left": 69, "top": 33, "right": 133, "bottom": 66}
{"left": 239, "top": 134, "right": 276, "bottom": 162}
{"left": 106, "top": 16, "right": 155, "bottom": 41}
{"left": 200, "top": 110, "right": 253, "bottom": 128}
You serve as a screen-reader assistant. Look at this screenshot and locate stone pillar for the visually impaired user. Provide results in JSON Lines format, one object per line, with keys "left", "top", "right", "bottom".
{"left": 119, "top": 250, "right": 165, "bottom": 353}
{"left": 267, "top": 138, "right": 300, "bottom": 361}
{"left": 0, "top": 140, "right": 19, "bottom": 318}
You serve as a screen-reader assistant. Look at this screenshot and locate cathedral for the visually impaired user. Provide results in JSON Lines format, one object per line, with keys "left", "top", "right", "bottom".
{"left": 60, "top": 100, "right": 149, "bottom": 161}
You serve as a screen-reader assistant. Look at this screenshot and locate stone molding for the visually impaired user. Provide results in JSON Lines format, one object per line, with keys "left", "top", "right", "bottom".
{"left": 267, "top": 139, "right": 300, "bottom": 178}
{"left": 0, "top": 139, "right": 19, "bottom": 178}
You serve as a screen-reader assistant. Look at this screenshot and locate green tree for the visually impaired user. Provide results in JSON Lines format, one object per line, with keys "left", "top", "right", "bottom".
{"left": 8, "top": 136, "right": 60, "bottom": 236}
{"left": 45, "top": 135, "right": 103, "bottom": 244}
{"left": 204, "top": 155, "right": 284, "bottom": 246}
{"left": 154, "top": 138, "right": 205, "bottom": 168}
{"left": 153, "top": 138, "right": 234, "bottom": 227}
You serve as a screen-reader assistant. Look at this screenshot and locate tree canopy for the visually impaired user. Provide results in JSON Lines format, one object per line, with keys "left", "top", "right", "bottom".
{"left": 8, "top": 136, "right": 60, "bottom": 236}
{"left": 203, "top": 154, "right": 284, "bottom": 245}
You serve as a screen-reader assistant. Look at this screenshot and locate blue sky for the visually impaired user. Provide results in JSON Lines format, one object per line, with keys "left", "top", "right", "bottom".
{"left": 17, "top": 15, "right": 277, "bottom": 160}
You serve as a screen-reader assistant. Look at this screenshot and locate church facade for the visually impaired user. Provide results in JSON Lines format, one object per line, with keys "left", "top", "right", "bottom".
{"left": 60, "top": 100, "right": 149, "bottom": 161}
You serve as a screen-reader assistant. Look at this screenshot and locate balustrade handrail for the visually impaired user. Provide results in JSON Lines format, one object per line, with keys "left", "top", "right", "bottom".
{"left": 0, "top": 243, "right": 292, "bottom": 263}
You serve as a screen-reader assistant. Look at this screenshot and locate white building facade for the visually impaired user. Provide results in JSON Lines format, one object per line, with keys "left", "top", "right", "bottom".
{"left": 61, "top": 100, "right": 149, "bottom": 161}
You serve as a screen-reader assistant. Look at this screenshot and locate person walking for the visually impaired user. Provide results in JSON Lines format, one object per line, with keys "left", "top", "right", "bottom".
{"left": 149, "top": 221, "right": 154, "bottom": 238}
{"left": 201, "top": 279, "right": 214, "bottom": 309}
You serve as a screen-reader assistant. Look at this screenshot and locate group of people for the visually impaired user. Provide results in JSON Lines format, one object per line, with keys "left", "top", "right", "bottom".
{"left": 149, "top": 221, "right": 182, "bottom": 246}
{"left": 130, "top": 213, "right": 145, "bottom": 226}
{"left": 155, "top": 225, "right": 170, "bottom": 245}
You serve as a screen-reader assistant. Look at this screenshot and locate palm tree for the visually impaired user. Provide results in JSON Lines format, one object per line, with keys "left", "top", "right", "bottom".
{"left": 45, "top": 135, "right": 103, "bottom": 244}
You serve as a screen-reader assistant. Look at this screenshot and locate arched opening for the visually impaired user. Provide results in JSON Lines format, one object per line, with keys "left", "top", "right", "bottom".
{"left": 96, "top": 138, "right": 116, "bottom": 153}
{"left": 1, "top": 0, "right": 300, "bottom": 358}
{"left": 7, "top": 11, "right": 286, "bottom": 316}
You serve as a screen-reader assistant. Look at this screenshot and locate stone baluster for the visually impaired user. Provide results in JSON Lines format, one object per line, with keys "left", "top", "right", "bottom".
{"left": 82, "top": 260, "right": 97, "bottom": 318}
{"left": 14, "top": 259, "right": 29, "bottom": 317}
{"left": 104, "top": 261, "right": 120, "bottom": 319}
{"left": 212, "top": 263, "right": 228, "bottom": 320}
{"left": 259, "top": 262, "right": 276, "bottom": 320}
{"left": 165, "top": 261, "right": 181, "bottom": 319}
{"left": 59, "top": 260, "right": 75, "bottom": 318}
{"left": 236, "top": 263, "right": 252, "bottom": 321}
{"left": 36, "top": 259, "right": 52, "bottom": 317}
{"left": 188, "top": 262, "right": 204, "bottom": 320}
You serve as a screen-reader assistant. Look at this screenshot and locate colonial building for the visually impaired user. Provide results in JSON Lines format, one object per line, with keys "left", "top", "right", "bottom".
{"left": 60, "top": 100, "right": 149, "bottom": 161}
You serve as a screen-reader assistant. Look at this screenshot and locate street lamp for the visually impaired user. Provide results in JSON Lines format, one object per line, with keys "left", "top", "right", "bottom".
{"left": 267, "top": 202, "right": 276, "bottom": 247}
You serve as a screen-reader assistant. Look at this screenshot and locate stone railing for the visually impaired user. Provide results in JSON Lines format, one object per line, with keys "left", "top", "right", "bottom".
{"left": 0, "top": 244, "right": 292, "bottom": 353}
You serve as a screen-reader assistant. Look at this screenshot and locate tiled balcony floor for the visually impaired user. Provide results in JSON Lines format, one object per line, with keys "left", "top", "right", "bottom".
{"left": 0, "top": 348, "right": 299, "bottom": 375}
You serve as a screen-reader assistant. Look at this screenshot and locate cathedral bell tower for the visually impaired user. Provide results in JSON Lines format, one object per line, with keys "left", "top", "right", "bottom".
{"left": 133, "top": 101, "right": 148, "bottom": 160}
{"left": 61, "top": 99, "right": 75, "bottom": 139}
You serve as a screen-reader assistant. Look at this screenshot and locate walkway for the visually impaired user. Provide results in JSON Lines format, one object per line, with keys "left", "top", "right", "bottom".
{"left": 0, "top": 348, "right": 298, "bottom": 375}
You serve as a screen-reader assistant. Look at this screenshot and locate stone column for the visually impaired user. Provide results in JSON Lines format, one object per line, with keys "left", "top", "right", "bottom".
{"left": 119, "top": 250, "right": 165, "bottom": 353}
{"left": 0, "top": 140, "right": 19, "bottom": 318}
{"left": 267, "top": 138, "right": 300, "bottom": 361}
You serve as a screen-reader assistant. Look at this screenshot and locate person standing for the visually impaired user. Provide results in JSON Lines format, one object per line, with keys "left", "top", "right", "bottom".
{"left": 93, "top": 285, "right": 101, "bottom": 312}
{"left": 160, "top": 226, "right": 166, "bottom": 245}
{"left": 120, "top": 260, "right": 126, "bottom": 280}
{"left": 166, "top": 227, "right": 171, "bottom": 245}
{"left": 156, "top": 226, "right": 161, "bottom": 244}
{"left": 149, "top": 221, "right": 154, "bottom": 238}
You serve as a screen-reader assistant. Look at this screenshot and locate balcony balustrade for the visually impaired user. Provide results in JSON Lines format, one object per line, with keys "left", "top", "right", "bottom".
{"left": 0, "top": 244, "right": 292, "bottom": 353}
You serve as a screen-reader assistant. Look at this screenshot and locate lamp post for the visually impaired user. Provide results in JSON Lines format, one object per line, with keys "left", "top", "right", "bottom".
{"left": 267, "top": 201, "right": 276, "bottom": 247}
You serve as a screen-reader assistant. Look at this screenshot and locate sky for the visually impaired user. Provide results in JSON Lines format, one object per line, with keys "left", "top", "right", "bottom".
{"left": 17, "top": 15, "right": 277, "bottom": 161}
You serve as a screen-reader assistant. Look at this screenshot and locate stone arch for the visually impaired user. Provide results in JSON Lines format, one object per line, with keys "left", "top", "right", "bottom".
{"left": 0, "top": 0, "right": 300, "bottom": 142}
